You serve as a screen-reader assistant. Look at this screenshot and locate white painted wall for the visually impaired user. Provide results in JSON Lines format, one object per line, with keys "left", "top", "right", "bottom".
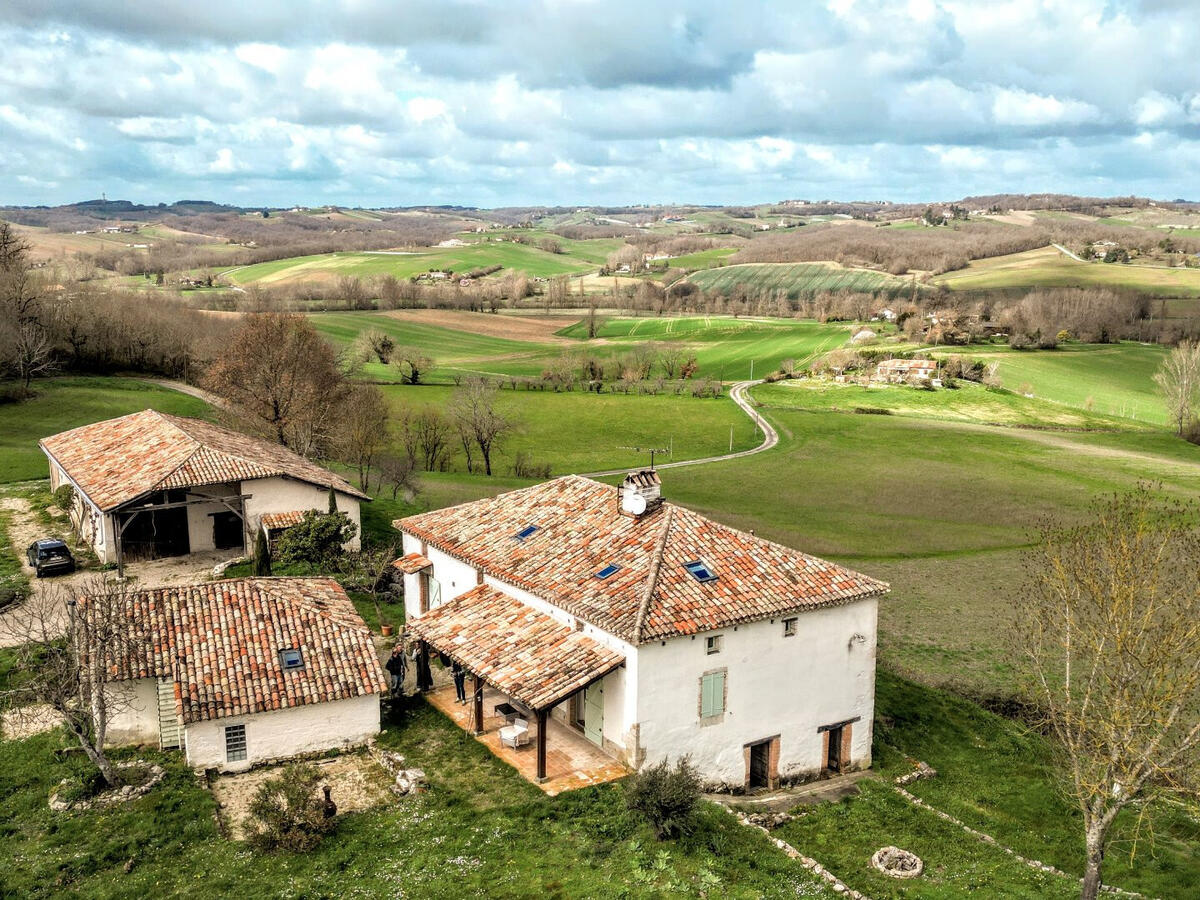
{"left": 635, "top": 598, "right": 878, "bottom": 787}
{"left": 47, "top": 458, "right": 113, "bottom": 561}
{"left": 183, "top": 694, "right": 380, "bottom": 772}
{"left": 184, "top": 482, "right": 240, "bottom": 553}
{"left": 103, "top": 678, "right": 160, "bottom": 746}
{"left": 243, "top": 476, "right": 362, "bottom": 551}
{"left": 399, "top": 533, "right": 480, "bottom": 621}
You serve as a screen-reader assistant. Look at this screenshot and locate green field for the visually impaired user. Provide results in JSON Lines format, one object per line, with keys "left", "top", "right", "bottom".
{"left": 689, "top": 262, "right": 917, "bottom": 299}
{"left": 229, "top": 240, "right": 600, "bottom": 286}
{"left": 935, "top": 245, "right": 1200, "bottom": 297}
{"left": 930, "top": 342, "right": 1171, "bottom": 425}
{"left": 381, "top": 384, "right": 761, "bottom": 474}
{"left": 755, "top": 378, "right": 1147, "bottom": 429}
{"left": 0, "top": 377, "right": 211, "bottom": 484}
{"left": 665, "top": 247, "right": 739, "bottom": 269}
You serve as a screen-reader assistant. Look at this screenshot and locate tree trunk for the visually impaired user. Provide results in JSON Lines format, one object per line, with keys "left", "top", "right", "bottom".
{"left": 1080, "top": 822, "right": 1106, "bottom": 900}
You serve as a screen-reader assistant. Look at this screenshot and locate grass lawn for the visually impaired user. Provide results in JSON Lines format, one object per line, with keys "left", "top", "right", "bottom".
{"left": 379, "top": 384, "right": 762, "bottom": 475}
{"left": 935, "top": 245, "right": 1200, "bottom": 297}
{"left": 689, "top": 262, "right": 917, "bottom": 299}
{"left": 928, "top": 342, "right": 1170, "bottom": 426}
{"left": 0, "top": 702, "right": 838, "bottom": 899}
{"left": 754, "top": 378, "right": 1146, "bottom": 430}
{"left": 666, "top": 247, "right": 739, "bottom": 269}
{"left": 0, "top": 377, "right": 212, "bottom": 484}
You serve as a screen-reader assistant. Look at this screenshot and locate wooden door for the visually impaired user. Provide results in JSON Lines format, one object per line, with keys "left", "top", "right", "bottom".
{"left": 826, "top": 725, "right": 843, "bottom": 772}
{"left": 583, "top": 682, "right": 604, "bottom": 747}
{"left": 749, "top": 741, "right": 769, "bottom": 788}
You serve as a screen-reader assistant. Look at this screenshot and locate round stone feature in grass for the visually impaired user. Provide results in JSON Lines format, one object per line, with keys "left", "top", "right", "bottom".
{"left": 870, "top": 846, "right": 923, "bottom": 878}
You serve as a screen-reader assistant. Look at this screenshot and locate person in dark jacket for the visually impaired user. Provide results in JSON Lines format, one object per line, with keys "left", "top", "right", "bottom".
{"left": 452, "top": 660, "right": 467, "bottom": 703}
{"left": 385, "top": 645, "right": 407, "bottom": 696}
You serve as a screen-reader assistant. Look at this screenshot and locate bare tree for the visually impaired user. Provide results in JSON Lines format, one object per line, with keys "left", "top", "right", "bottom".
{"left": 357, "top": 328, "right": 395, "bottom": 364}
{"left": 393, "top": 346, "right": 434, "bottom": 385}
{"left": 1154, "top": 341, "right": 1200, "bottom": 436}
{"left": 338, "top": 384, "right": 390, "bottom": 491}
{"left": 1, "top": 577, "right": 138, "bottom": 788}
{"left": 410, "top": 406, "right": 452, "bottom": 471}
{"left": 9, "top": 321, "right": 56, "bottom": 390}
{"left": 204, "top": 313, "right": 349, "bottom": 456}
{"left": 658, "top": 342, "right": 687, "bottom": 379}
{"left": 377, "top": 451, "right": 419, "bottom": 501}
{"left": 448, "top": 378, "right": 514, "bottom": 476}
{"left": 1012, "top": 486, "right": 1200, "bottom": 900}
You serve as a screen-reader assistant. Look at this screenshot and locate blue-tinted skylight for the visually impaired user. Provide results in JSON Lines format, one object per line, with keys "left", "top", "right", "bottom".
{"left": 595, "top": 564, "right": 621, "bottom": 580}
{"left": 515, "top": 525, "right": 540, "bottom": 540}
{"left": 684, "top": 560, "right": 717, "bottom": 583}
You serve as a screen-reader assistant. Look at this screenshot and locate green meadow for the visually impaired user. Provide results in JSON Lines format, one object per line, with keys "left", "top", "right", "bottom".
{"left": 689, "top": 262, "right": 917, "bottom": 298}
{"left": 935, "top": 245, "right": 1200, "bottom": 297}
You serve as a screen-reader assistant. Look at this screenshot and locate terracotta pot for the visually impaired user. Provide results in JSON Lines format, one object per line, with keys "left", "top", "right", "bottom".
{"left": 381, "top": 624, "right": 394, "bottom": 637}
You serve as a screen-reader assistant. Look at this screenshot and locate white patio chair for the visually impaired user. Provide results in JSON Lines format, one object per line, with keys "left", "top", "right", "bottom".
{"left": 499, "top": 717, "right": 530, "bottom": 749}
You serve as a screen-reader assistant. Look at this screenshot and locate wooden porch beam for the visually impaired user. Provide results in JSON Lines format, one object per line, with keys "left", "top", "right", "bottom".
{"left": 115, "top": 493, "right": 251, "bottom": 514}
{"left": 472, "top": 674, "right": 484, "bottom": 736}
{"left": 536, "top": 708, "right": 548, "bottom": 782}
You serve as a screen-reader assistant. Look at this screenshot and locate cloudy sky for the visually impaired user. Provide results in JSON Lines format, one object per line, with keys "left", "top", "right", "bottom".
{"left": 1, "top": 0, "right": 1197, "bottom": 207}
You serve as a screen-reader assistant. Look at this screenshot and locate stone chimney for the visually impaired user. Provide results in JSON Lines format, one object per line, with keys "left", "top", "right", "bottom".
{"left": 619, "top": 469, "right": 662, "bottom": 517}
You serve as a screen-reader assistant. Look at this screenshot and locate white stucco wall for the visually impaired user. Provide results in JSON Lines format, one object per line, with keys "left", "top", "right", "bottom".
{"left": 399, "top": 533, "right": 481, "bottom": 621}
{"left": 184, "top": 483, "right": 241, "bottom": 553}
{"left": 103, "top": 678, "right": 160, "bottom": 746}
{"left": 635, "top": 598, "right": 878, "bottom": 787}
{"left": 47, "top": 457, "right": 113, "bottom": 562}
{"left": 183, "top": 693, "right": 380, "bottom": 772}
{"left": 243, "top": 476, "right": 363, "bottom": 551}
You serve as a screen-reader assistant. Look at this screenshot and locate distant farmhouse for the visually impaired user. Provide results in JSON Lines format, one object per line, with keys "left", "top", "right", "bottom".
{"left": 99, "top": 577, "right": 386, "bottom": 770}
{"left": 40, "top": 410, "right": 367, "bottom": 568}
{"left": 394, "top": 472, "right": 886, "bottom": 790}
{"left": 874, "top": 359, "right": 938, "bottom": 384}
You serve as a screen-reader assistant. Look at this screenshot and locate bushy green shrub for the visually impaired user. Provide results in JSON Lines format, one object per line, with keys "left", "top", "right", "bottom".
{"left": 275, "top": 511, "right": 357, "bottom": 568}
{"left": 625, "top": 756, "right": 702, "bottom": 840}
{"left": 244, "top": 764, "right": 336, "bottom": 853}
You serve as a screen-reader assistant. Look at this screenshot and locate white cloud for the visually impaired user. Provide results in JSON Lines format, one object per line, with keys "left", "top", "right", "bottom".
{"left": 991, "top": 87, "right": 1100, "bottom": 127}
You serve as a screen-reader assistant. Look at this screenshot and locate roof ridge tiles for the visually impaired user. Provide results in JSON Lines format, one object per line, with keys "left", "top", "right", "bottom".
{"left": 631, "top": 505, "right": 673, "bottom": 644}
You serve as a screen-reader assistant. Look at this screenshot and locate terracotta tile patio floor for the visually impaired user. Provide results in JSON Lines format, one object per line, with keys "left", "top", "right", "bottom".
{"left": 425, "top": 683, "right": 630, "bottom": 796}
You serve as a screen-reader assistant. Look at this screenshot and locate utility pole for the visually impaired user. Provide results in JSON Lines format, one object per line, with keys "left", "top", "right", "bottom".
{"left": 729, "top": 425, "right": 733, "bottom": 452}
{"left": 619, "top": 445, "right": 670, "bottom": 469}
{"left": 750, "top": 359, "right": 754, "bottom": 380}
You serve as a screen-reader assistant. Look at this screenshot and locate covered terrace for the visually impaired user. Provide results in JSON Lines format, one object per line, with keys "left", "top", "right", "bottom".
{"left": 406, "top": 583, "right": 629, "bottom": 792}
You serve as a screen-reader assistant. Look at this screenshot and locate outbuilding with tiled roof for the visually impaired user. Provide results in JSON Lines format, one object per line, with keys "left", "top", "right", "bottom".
{"left": 40, "top": 409, "right": 368, "bottom": 570}
{"left": 393, "top": 471, "right": 888, "bottom": 790}
{"left": 97, "top": 577, "right": 387, "bottom": 771}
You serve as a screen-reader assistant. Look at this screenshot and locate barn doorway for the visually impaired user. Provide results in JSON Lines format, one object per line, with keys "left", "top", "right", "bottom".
{"left": 118, "top": 491, "right": 190, "bottom": 560}
{"left": 825, "top": 725, "right": 844, "bottom": 773}
{"left": 748, "top": 740, "right": 770, "bottom": 789}
{"left": 212, "top": 511, "right": 243, "bottom": 551}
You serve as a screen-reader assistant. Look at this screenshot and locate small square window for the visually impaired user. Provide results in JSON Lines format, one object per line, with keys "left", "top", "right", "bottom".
{"left": 783, "top": 618, "right": 798, "bottom": 637}
{"left": 705, "top": 635, "right": 722, "bottom": 655}
{"left": 595, "top": 564, "right": 621, "bottom": 579}
{"left": 225, "top": 724, "right": 247, "bottom": 762}
{"left": 515, "top": 525, "right": 540, "bottom": 540}
{"left": 279, "top": 648, "right": 304, "bottom": 669}
{"left": 684, "top": 560, "right": 717, "bottom": 583}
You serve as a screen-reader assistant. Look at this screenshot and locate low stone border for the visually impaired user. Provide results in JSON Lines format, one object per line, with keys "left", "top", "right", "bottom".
{"left": 211, "top": 556, "right": 249, "bottom": 578}
{"left": 723, "top": 806, "right": 872, "bottom": 899}
{"left": 892, "top": 786, "right": 1145, "bottom": 898}
{"left": 894, "top": 760, "right": 937, "bottom": 786}
{"left": 366, "top": 740, "right": 427, "bottom": 796}
{"left": 49, "top": 761, "right": 165, "bottom": 812}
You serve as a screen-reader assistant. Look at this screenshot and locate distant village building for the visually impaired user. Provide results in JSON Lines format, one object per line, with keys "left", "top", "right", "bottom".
{"left": 41, "top": 410, "right": 367, "bottom": 568}
{"left": 394, "top": 472, "right": 886, "bottom": 789}
{"left": 874, "top": 359, "right": 938, "bottom": 384}
{"left": 99, "top": 577, "right": 386, "bottom": 770}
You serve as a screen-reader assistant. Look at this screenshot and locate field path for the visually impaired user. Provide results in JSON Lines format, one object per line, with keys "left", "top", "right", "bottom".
{"left": 136, "top": 378, "right": 227, "bottom": 408}
{"left": 1051, "top": 242, "right": 1084, "bottom": 262}
{"left": 581, "top": 380, "right": 777, "bottom": 477}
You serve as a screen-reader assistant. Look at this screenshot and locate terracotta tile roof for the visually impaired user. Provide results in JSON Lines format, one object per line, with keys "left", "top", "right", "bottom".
{"left": 40, "top": 409, "right": 368, "bottom": 511}
{"left": 88, "top": 577, "right": 387, "bottom": 724}
{"left": 407, "top": 584, "right": 624, "bottom": 710}
{"left": 392, "top": 552, "right": 432, "bottom": 574}
{"left": 261, "top": 510, "right": 309, "bottom": 531}
{"left": 397, "top": 475, "right": 887, "bottom": 644}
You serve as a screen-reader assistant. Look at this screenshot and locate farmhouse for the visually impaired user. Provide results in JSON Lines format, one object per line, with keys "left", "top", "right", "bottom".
{"left": 394, "top": 472, "right": 886, "bottom": 790}
{"left": 98, "top": 577, "right": 387, "bottom": 771}
{"left": 41, "top": 410, "right": 367, "bottom": 568}
{"left": 874, "top": 358, "right": 938, "bottom": 384}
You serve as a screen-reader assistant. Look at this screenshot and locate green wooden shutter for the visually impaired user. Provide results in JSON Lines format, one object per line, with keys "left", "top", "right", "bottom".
{"left": 701, "top": 672, "right": 725, "bottom": 718}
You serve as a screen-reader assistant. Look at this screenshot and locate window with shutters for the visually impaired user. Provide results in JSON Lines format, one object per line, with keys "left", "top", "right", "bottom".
{"left": 699, "top": 669, "right": 726, "bottom": 724}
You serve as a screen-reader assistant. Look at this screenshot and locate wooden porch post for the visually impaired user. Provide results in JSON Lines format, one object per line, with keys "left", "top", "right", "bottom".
{"left": 472, "top": 674, "right": 484, "bottom": 735}
{"left": 536, "top": 708, "right": 548, "bottom": 782}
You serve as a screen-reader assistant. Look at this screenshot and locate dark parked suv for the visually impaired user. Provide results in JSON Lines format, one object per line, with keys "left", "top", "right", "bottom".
{"left": 26, "top": 539, "right": 75, "bottom": 578}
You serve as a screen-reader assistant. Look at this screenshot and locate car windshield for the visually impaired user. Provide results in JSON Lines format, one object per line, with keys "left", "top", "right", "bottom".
{"left": 38, "top": 546, "right": 67, "bottom": 559}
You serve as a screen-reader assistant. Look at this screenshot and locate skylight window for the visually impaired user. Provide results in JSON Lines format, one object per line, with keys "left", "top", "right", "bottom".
{"left": 515, "top": 525, "right": 540, "bottom": 541}
{"left": 595, "top": 564, "right": 621, "bottom": 580}
{"left": 684, "top": 560, "right": 717, "bottom": 583}
{"left": 279, "top": 648, "right": 304, "bottom": 670}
